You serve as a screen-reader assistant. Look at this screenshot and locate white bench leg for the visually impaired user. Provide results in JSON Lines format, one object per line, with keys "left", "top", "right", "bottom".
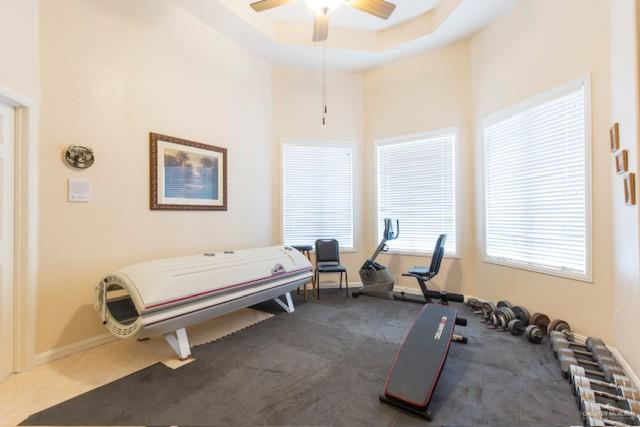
{"left": 273, "top": 291, "right": 295, "bottom": 313}
{"left": 164, "top": 327, "right": 191, "bottom": 360}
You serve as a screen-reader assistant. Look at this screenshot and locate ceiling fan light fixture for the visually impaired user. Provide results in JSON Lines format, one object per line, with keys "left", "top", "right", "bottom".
{"left": 305, "top": 0, "right": 344, "bottom": 14}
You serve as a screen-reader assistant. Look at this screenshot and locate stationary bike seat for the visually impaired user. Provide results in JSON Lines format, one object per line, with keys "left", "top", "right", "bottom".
{"left": 407, "top": 266, "right": 433, "bottom": 277}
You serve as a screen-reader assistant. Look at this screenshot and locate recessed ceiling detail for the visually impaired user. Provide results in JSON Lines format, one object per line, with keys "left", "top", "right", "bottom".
{"left": 170, "top": 0, "right": 519, "bottom": 71}
{"left": 263, "top": 0, "right": 435, "bottom": 31}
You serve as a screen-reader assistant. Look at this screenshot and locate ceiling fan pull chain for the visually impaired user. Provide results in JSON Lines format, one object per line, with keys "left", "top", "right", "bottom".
{"left": 322, "top": 37, "right": 328, "bottom": 126}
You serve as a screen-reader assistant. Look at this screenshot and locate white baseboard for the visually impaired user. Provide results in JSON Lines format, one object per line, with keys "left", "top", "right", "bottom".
{"left": 607, "top": 346, "right": 640, "bottom": 391}
{"left": 35, "top": 333, "right": 116, "bottom": 366}
{"left": 313, "top": 281, "right": 362, "bottom": 289}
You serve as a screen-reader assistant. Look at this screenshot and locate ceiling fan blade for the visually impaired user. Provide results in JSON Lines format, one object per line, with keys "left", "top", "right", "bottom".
{"left": 348, "top": 0, "right": 396, "bottom": 19}
{"left": 249, "top": 0, "right": 294, "bottom": 12}
{"left": 313, "top": 13, "right": 329, "bottom": 42}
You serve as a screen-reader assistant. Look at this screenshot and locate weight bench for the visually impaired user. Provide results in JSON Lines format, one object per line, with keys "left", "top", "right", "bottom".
{"left": 380, "top": 290, "right": 467, "bottom": 420}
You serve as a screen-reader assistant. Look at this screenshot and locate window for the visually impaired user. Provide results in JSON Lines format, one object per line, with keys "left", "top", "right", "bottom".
{"left": 282, "top": 141, "right": 354, "bottom": 249}
{"left": 483, "top": 79, "right": 589, "bottom": 280}
{"left": 377, "top": 131, "right": 456, "bottom": 254}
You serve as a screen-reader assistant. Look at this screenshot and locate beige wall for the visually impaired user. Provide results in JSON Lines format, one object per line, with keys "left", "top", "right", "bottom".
{"left": 361, "top": 0, "right": 618, "bottom": 345}
{"left": 271, "top": 66, "right": 366, "bottom": 280}
{"left": 609, "top": 0, "right": 640, "bottom": 373}
{"left": 470, "top": 0, "right": 614, "bottom": 341}
{"left": 28, "top": 0, "right": 640, "bottom": 375}
{"left": 363, "top": 41, "right": 473, "bottom": 296}
{"left": 37, "top": 0, "right": 272, "bottom": 353}
{"left": 0, "top": 0, "right": 39, "bottom": 101}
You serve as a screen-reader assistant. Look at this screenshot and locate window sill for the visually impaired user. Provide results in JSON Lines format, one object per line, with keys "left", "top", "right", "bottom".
{"left": 295, "top": 248, "right": 357, "bottom": 254}
{"left": 379, "top": 250, "right": 460, "bottom": 260}
{"left": 483, "top": 257, "right": 592, "bottom": 283}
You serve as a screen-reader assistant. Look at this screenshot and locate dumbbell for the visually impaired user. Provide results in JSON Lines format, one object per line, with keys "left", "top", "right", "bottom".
{"left": 573, "top": 375, "right": 638, "bottom": 399}
{"left": 569, "top": 364, "right": 627, "bottom": 384}
{"left": 584, "top": 412, "right": 640, "bottom": 426}
{"left": 547, "top": 318, "right": 572, "bottom": 334}
{"left": 551, "top": 333, "right": 607, "bottom": 352}
{"left": 494, "top": 306, "right": 517, "bottom": 330}
{"left": 557, "top": 348, "right": 616, "bottom": 368}
{"left": 576, "top": 386, "right": 640, "bottom": 413}
{"left": 512, "top": 305, "right": 531, "bottom": 325}
{"left": 481, "top": 302, "right": 496, "bottom": 323}
{"left": 560, "top": 355, "right": 624, "bottom": 379}
{"left": 506, "top": 319, "right": 544, "bottom": 343}
{"left": 497, "top": 300, "right": 513, "bottom": 309}
{"left": 529, "top": 312, "right": 551, "bottom": 334}
{"left": 525, "top": 324, "right": 544, "bottom": 343}
{"left": 553, "top": 338, "right": 611, "bottom": 359}
{"left": 571, "top": 367, "right": 632, "bottom": 388}
{"left": 551, "top": 335, "right": 608, "bottom": 352}
{"left": 466, "top": 298, "right": 482, "bottom": 312}
{"left": 508, "top": 319, "right": 525, "bottom": 336}
{"left": 583, "top": 401, "right": 640, "bottom": 425}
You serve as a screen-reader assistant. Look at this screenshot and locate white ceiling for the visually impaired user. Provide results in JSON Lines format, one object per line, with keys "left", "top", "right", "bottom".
{"left": 263, "top": 0, "right": 440, "bottom": 31}
{"left": 171, "top": 0, "right": 519, "bottom": 71}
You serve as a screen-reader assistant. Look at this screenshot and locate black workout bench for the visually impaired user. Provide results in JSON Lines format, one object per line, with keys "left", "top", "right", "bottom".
{"left": 380, "top": 289, "right": 467, "bottom": 420}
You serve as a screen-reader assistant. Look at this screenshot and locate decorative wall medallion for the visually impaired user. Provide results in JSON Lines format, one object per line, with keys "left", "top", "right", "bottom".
{"left": 64, "top": 145, "right": 95, "bottom": 169}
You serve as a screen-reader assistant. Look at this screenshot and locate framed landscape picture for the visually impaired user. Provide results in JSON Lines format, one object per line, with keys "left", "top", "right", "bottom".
{"left": 150, "top": 133, "right": 227, "bottom": 210}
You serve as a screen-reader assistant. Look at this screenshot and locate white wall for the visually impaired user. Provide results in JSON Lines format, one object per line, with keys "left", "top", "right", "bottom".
{"left": 609, "top": 0, "right": 640, "bottom": 374}
{"left": 37, "top": 0, "right": 272, "bottom": 353}
{"left": 0, "top": 0, "right": 39, "bottom": 101}
{"left": 271, "top": 65, "right": 365, "bottom": 279}
{"left": 363, "top": 41, "right": 474, "bottom": 296}
{"left": 470, "top": 0, "right": 614, "bottom": 341}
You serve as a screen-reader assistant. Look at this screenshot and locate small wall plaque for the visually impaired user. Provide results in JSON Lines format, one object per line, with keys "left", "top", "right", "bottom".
{"left": 624, "top": 172, "right": 636, "bottom": 206}
{"left": 615, "top": 149, "right": 628, "bottom": 175}
{"left": 610, "top": 123, "right": 620, "bottom": 152}
{"left": 68, "top": 178, "right": 91, "bottom": 202}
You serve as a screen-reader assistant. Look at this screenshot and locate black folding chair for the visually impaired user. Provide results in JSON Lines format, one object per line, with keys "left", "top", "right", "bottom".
{"left": 314, "top": 239, "right": 348, "bottom": 299}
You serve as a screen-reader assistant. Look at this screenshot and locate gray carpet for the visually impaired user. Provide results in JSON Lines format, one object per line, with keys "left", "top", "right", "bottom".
{"left": 22, "top": 289, "right": 582, "bottom": 426}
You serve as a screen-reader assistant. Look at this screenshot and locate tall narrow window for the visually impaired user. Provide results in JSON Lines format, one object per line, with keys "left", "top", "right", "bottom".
{"left": 377, "top": 131, "right": 456, "bottom": 254}
{"left": 484, "top": 80, "right": 589, "bottom": 279}
{"left": 282, "top": 142, "right": 354, "bottom": 249}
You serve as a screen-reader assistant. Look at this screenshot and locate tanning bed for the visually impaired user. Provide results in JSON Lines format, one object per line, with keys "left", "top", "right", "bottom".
{"left": 94, "top": 246, "right": 312, "bottom": 359}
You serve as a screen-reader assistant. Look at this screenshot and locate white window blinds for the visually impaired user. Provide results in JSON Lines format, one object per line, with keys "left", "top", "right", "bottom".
{"left": 377, "top": 132, "right": 456, "bottom": 254}
{"left": 484, "top": 81, "right": 589, "bottom": 278}
{"left": 283, "top": 142, "right": 354, "bottom": 249}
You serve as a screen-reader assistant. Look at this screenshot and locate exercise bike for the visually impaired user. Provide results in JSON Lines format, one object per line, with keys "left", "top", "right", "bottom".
{"left": 353, "top": 219, "right": 448, "bottom": 305}
{"left": 352, "top": 218, "right": 399, "bottom": 299}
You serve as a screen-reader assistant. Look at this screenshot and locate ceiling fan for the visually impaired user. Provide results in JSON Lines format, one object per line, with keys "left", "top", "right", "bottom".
{"left": 249, "top": 0, "right": 397, "bottom": 42}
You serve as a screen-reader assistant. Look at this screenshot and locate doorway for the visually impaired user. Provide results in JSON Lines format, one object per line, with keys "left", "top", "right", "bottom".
{"left": 0, "top": 101, "right": 15, "bottom": 380}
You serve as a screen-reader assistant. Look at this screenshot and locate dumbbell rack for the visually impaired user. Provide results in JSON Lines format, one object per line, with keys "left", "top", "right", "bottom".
{"left": 466, "top": 298, "right": 639, "bottom": 426}
{"left": 549, "top": 331, "right": 639, "bottom": 426}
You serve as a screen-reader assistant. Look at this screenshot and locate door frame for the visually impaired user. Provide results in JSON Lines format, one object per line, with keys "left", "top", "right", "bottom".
{"left": 0, "top": 85, "right": 38, "bottom": 372}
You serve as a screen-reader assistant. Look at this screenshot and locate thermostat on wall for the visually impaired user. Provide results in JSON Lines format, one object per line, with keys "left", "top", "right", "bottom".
{"left": 68, "top": 178, "right": 91, "bottom": 202}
